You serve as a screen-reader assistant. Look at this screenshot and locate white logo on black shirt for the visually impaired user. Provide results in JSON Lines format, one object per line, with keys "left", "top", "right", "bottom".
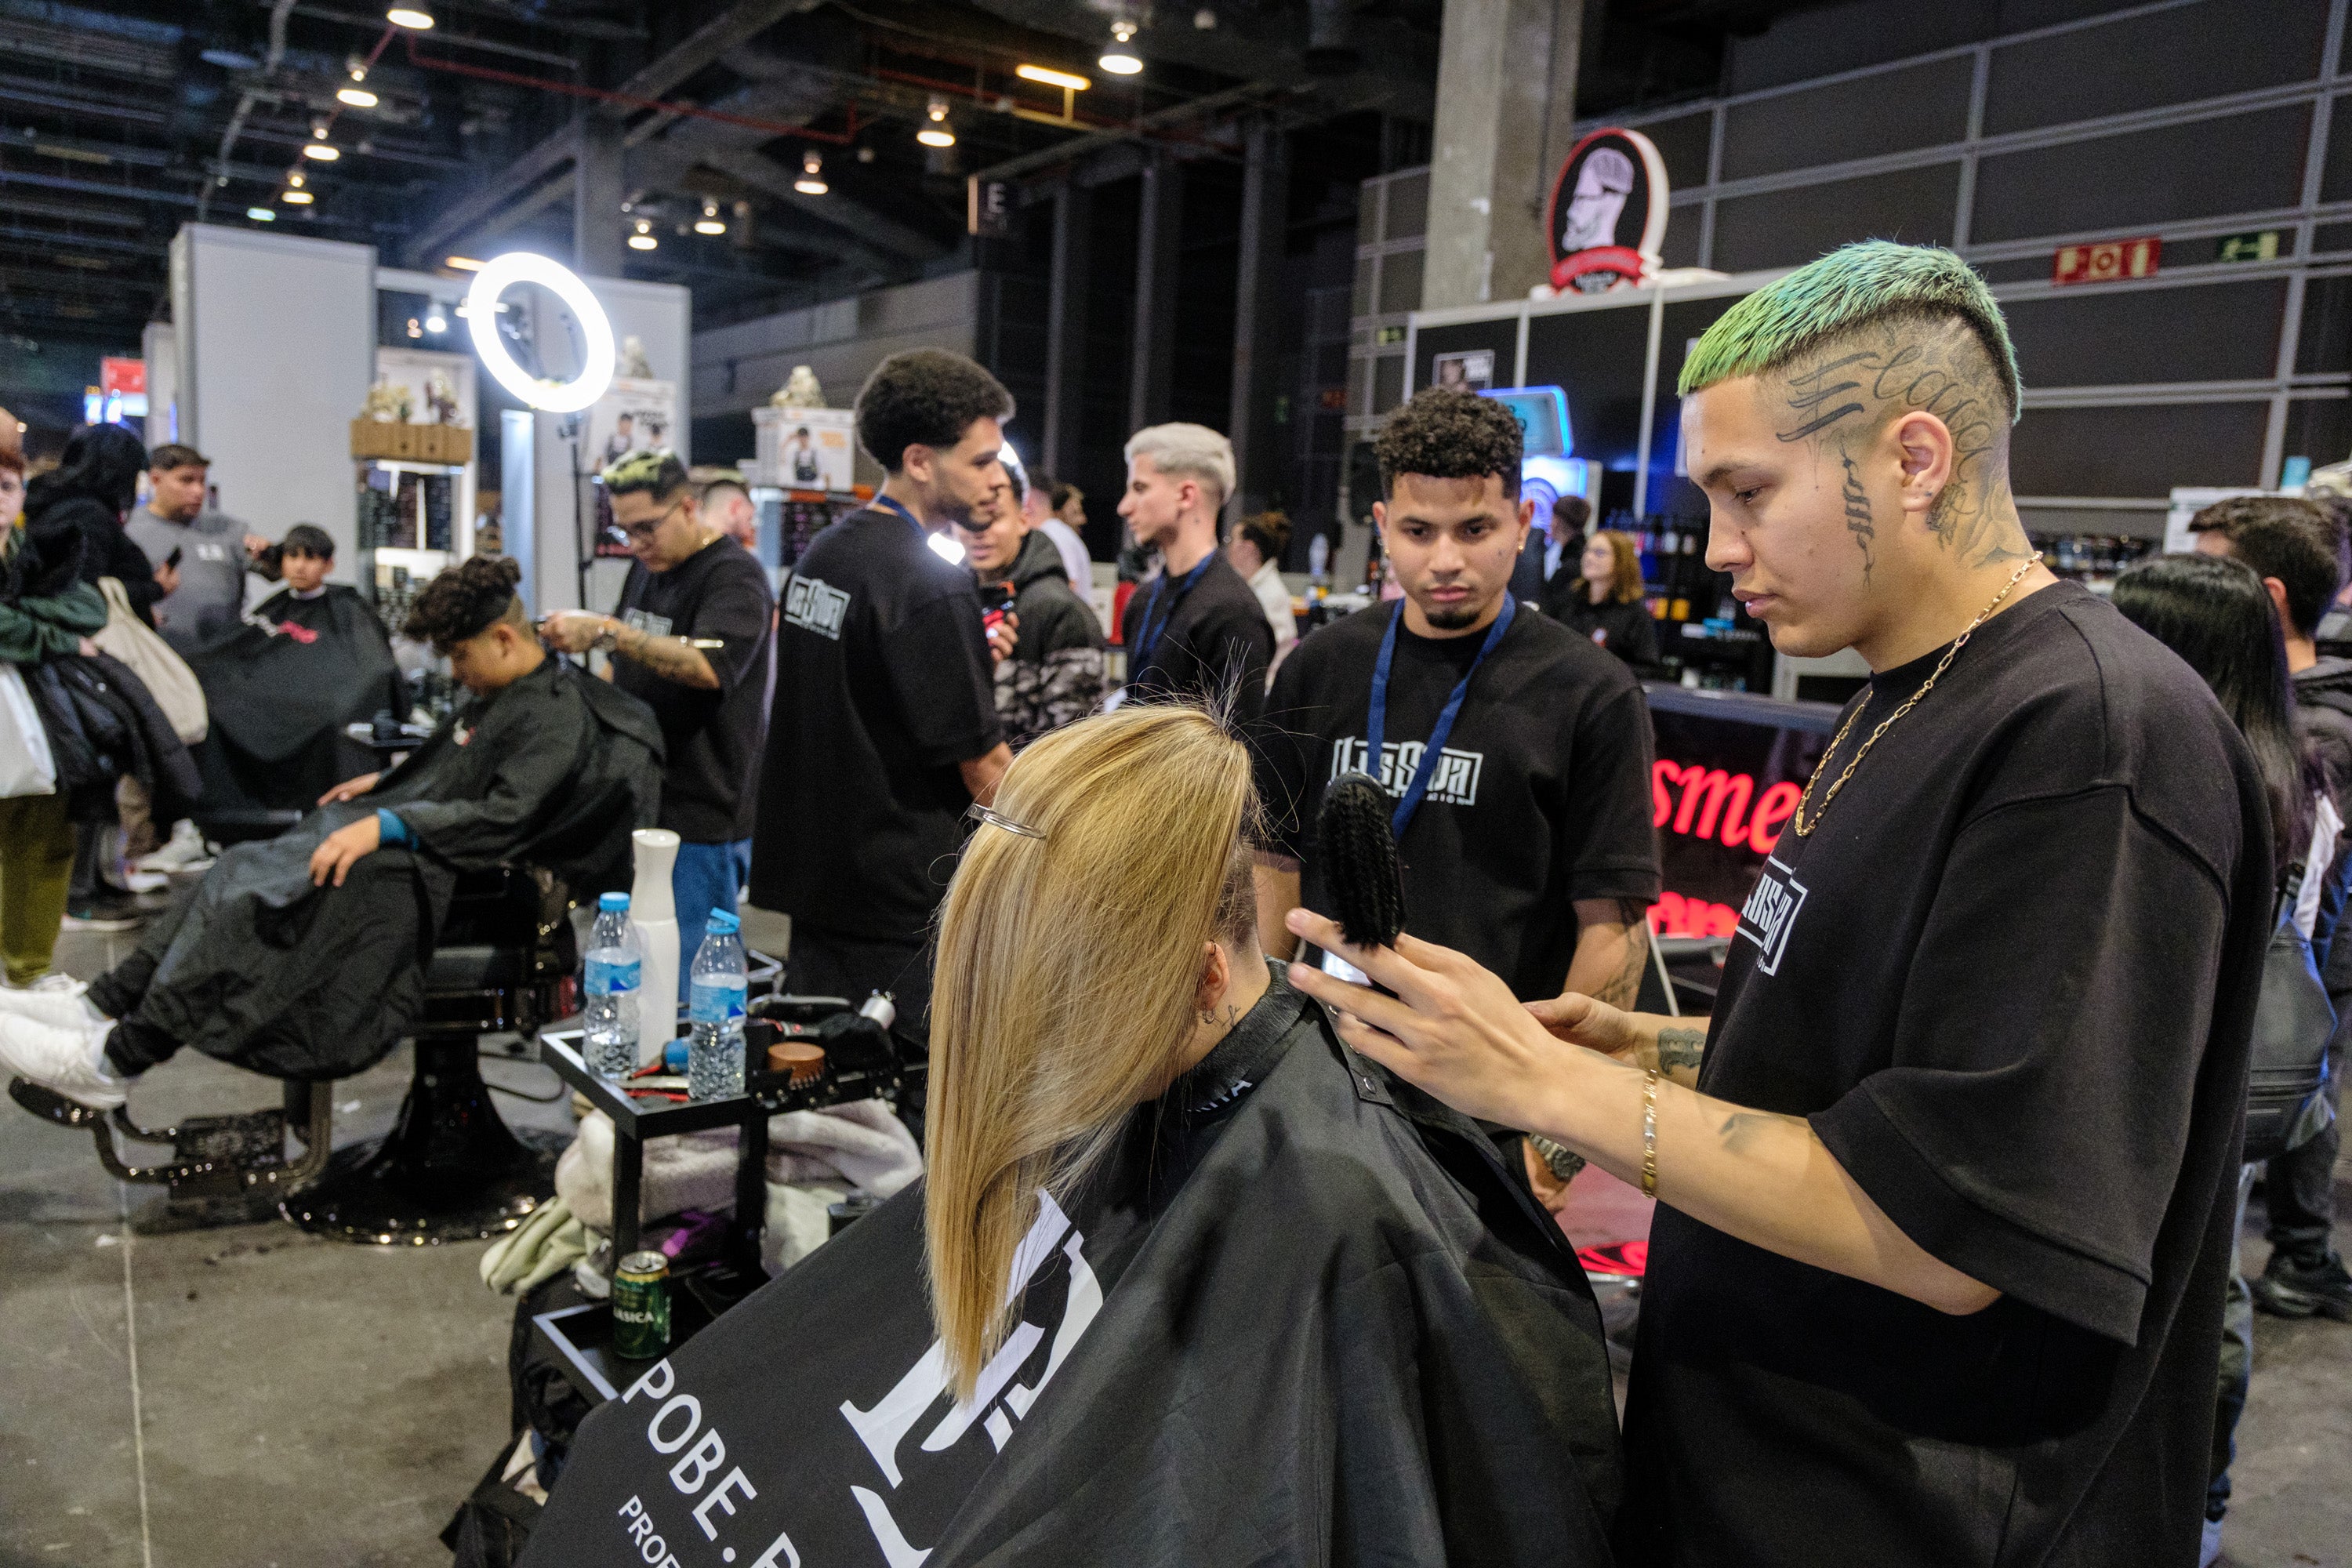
{"left": 784, "top": 575, "right": 850, "bottom": 640}
{"left": 1736, "top": 855, "right": 1809, "bottom": 975}
{"left": 1331, "top": 737, "right": 1484, "bottom": 808}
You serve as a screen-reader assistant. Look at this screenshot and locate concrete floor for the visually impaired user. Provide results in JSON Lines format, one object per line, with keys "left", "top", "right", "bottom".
{"left": 2, "top": 920, "right": 2347, "bottom": 1566}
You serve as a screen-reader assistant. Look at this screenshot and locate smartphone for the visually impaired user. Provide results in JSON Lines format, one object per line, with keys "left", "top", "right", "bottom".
{"left": 978, "top": 580, "right": 1014, "bottom": 633}
{"left": 164, "top": 545, "right": 183, "bottom": 570}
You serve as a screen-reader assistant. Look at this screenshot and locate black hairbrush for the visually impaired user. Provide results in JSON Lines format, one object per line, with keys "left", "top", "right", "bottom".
{"left": 1318, "top": 771, "right": 1406, "bottom": 950}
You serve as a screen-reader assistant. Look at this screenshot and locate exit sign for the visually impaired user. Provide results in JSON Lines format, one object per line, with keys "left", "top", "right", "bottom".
{"left": 2218, "top": 230, "right": 2281, "bottom": 263}
{"left": 2053, "top": 236, "right": 2160, "bottom": 285}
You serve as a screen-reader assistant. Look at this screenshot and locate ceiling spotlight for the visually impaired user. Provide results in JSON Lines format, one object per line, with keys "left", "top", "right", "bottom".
{"left": 1194, "top": 7, "right": 1216, "bottom": 27}
{"left": 348, "top": 56, "right": 368, "bottom": 82}
{"left": 387, "top": 6, "right": 435, "bottom": 28}
{"left": 918, "top": 100, "right": 955, "bottom": 148}
{"left": 627, "top": 218, "right": 658, "bottom": 252}
{"left": 425, "top": 309, "right": 448, "bottom": 332}
{"left": 1101, "top": 20, "right": 1142, "bottom": 74}
{"left": 445, "top": 255, "right": 485, "bottom": 271}
{"left": 281, "top": 189, "right": 314, "bottom": 204}
{"left": 287, "top": 170, "right": 305, "bottom": 188}
{"left": 337, "top": 87, "right": 378, "bottom": 108}
{"left": 406, "top": 317, "right": 423, "bottom": 339}
{"left": 694, "top": 200, "right": 726, "bottom": 236}
{"left": 855, "top": 145, "right": 875, "bottom": 163}
{"left": 795, "top": 149, "right": 827, "bottom": 195}
{"left": 1015, "top": 63, "right": 1091, "bottom": 91}
{"left": 246, "top": 207, "right": 277, "bottom": 222}
{"left": 302, "top": 143, "right": 339, "bottom": 161}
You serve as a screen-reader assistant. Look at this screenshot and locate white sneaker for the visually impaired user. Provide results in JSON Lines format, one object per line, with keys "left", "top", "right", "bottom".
{"left": 0, "top": 1011, "right": 129, "bottom": 1111}
{"left": 0, "top": 978, "right": 96, "bottom": 1032}
{"left": 121, "top": 869, "right": 169, "bottom": 895}
{"left": 133, "top": 820, "right": 209, "bottom": 873}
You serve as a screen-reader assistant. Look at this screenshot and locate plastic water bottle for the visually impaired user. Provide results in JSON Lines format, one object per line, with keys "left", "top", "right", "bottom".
{"left": 687, "top": 907, "right": 748, "bottom": 1102}
{"left": 583, "top": 892, "right": 641, "bottom": 1080}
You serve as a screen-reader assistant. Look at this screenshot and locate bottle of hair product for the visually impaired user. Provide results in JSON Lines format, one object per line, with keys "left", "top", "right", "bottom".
{"left": 687, "top": 908, "right": 748, "bottom": 1102}
{"left": 628, "top": 828, "right": 681, "bottom": 1065}
{"left": 583, "top": 892, "right": 641, "bottom": 1080}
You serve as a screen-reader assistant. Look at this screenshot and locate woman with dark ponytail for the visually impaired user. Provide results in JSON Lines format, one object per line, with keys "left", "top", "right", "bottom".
{"left": 0, "top": 555, "right": 662, "bottom": 1105}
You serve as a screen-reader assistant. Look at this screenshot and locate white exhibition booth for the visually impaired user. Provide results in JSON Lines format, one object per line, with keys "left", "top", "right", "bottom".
{"left": 143, "top": 223, "right": 690, "bottom": 619}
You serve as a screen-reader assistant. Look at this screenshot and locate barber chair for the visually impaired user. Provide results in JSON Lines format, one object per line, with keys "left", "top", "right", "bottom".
{"left": 284, "top": 864, "right": 578, "bottom": 1244}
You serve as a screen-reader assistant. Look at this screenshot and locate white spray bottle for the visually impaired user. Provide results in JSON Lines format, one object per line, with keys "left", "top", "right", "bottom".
{"left": 628, "top": 828, "right": 681, "bottom": 1067}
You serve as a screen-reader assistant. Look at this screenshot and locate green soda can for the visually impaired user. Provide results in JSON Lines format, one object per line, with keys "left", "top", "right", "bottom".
{"left": 612, "top": 1250, "right": 670, "bottom": 1359}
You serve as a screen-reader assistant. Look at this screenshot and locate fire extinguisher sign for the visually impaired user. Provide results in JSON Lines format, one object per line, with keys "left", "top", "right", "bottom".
{"left": 2053, "top": 236, "right": 2161, "bottom": 286}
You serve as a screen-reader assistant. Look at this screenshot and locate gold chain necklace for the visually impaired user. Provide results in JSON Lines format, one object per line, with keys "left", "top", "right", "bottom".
{"left": 1791, "top": 554, "right": 2042, "bottom": 838}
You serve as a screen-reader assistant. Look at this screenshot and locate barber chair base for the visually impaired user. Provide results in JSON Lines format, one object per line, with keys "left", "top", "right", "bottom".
{"left": 9, "top": 1075, "right": 338, "bottom": 1230}
{"left": 283, "top": 1037, "right": 562, "bottom": 1245}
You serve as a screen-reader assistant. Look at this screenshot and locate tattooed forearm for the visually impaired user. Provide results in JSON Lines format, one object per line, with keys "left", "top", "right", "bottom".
{"left": 1838, "top": 448, "right": 1876, "bottom": 577}
{"left": 1655, "top": 1026, "right": 1706, "bottom": 1076}
{"left": 1593, "top": 900, "right": 1650, "bottom": 1009}
{"left": 615, "top": 623, "right": 720, "bottom": 689}
{"left": 1715, "top": 1110, "right": 1778, "bottom": 1152}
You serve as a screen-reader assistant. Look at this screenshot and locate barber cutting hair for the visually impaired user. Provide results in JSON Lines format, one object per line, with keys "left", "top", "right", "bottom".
{"left": 1287, "top": 242, "right": 2270, "bottom": 1566}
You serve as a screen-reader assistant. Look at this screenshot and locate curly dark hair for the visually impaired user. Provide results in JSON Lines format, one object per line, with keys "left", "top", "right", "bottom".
{"left": 403, "top": 555, "right": 524, "bottom": 647}
{"left": 1373, "top": 387, "right": 1522, "bottom": 499}
{"left": 855, "top": 349, "right": 1013, "bottom": 474}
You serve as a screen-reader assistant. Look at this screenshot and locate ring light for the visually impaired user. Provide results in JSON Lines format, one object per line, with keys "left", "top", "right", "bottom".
{"left": 464, "top": 252, "right": 616, "bottom": 414}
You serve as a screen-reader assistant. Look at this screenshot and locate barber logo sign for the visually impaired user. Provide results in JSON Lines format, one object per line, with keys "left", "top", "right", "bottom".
{"left": 1735, "top": 854, "right": 1808, "bottom": 975}
{"left": 782, "top": 575, "right": 850, "bottom": 640}
{"left": 1332, "top": 737, "right": 1484, "bottom": 809}
{"left": 1544, "top": 128, "right": 1670, "bottom": 295}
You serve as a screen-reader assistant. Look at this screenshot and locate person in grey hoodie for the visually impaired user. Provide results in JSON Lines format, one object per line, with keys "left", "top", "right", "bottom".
{"left": 122, "top": 443, "right": 272, "bottom": 655}
{"left": 954, "top": 480, "right": 1105, "bottom": 748}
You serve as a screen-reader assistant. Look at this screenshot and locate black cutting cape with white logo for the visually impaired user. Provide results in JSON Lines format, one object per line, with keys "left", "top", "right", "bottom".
{"left": 524, "top": 971, "right": 1623, "bottom": 1567}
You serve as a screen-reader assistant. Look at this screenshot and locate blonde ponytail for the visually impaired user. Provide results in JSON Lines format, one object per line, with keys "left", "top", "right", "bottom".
{"left": 924, "top": 704, "right": 1254, "bottom": 1400}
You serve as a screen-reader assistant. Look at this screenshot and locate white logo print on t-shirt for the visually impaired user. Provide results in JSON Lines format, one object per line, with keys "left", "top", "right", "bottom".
{"left": 783, "top": 575, "right": 850, "bottom": 640}
{"left": 1330, "top": 737, "right": 1485, "bottom": 808}
{"left": 1736, "top": 854, "right": 1809, "bottom": 975}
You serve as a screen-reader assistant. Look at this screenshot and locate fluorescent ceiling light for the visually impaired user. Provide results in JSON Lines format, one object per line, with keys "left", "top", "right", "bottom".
{"left": 464, "top": 252, "right": 615, "bottom": 413}
{"left": 246, "top": 207, "right": 276, "bottom": 221}
{"left": 1015, "top": 64, "right": 1091, "bottom": 91}
{"left": 337, "top": 87, "right": 378, "bottom": 108}
{"left": 387, "top": 7, "right": 435, "bottom": 28}
{"left": 627, "top": 234, "right": 659, "bottom": 250}
{"left": 281, "top": 190, "right": 314, "bottom": 204}
{"left": 302, "top": 143, "right": 339, "bottom": 162}
{"left": 1098, "top": 49, "right": 1142, "bottom": 74}
{"left": 445, "top": 255, "right": 485, "bottom": 271}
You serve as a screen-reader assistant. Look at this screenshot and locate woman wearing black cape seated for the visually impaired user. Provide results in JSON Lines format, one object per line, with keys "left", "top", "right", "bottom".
{"left": 524, "top": 703, "right": 1623, "bottom": 1567}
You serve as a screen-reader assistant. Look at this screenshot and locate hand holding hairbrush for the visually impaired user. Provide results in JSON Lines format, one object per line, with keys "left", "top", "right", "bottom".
{"left": 1316, "top": 772, "right": 1406, "bottom": 989}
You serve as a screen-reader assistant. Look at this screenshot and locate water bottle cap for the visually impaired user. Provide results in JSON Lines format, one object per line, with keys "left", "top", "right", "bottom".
{"left": 599, "top": 891, "right": 630, "bottom": 913}
{"left": 707, "top": 908, "right": 740, "bottom": 934}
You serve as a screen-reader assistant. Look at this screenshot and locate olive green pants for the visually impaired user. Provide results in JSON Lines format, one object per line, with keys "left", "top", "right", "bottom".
{"left": 0, "top": 792, "right": 75, "bottom": 986}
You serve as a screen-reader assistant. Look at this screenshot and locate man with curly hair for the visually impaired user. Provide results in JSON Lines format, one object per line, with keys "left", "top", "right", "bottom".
{"left": 0, "top": 557, "right": 662, "bottom": 1106}
{"left": 1252, "top": 384, "right": 1661, "bottom": 1034}
{"left": 752, "top": 349, "right": 1016, "bottom": 1042}
{"left": 1283, "top": 242, "right": 2270, "bottom": 1568}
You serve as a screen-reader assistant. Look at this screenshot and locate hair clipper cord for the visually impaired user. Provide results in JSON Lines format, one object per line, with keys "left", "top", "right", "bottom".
{"left": 1318, "top": 771, "right": 1406, "bottom": 951}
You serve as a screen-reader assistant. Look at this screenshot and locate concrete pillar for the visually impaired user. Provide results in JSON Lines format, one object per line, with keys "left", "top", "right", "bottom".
{"left": 573, "top": 111, "right": 627, "bottom": 279}
{"left": 1229, "top": 119, "right": 1289, "bottom": 527}
{"left": 1424, "top": 0, "right": 1584, "bottom": 309}
{"left": 1042, "top": 179, "right": 1091, "bottom": 478}
{"left": 1129, "top": 154, "right": 1182, "bottom": 432}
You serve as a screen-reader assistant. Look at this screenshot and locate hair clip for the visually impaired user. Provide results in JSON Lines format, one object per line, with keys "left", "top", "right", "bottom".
{"left": 970, "top": 804, "right": 1047, "bottom": 840}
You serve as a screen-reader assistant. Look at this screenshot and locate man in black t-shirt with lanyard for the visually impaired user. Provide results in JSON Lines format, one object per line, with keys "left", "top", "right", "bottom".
{"left": 1113, "top": 423, "right": 1273, "bottom": 724}
{"left": 543, "top": 450, "right": 775, "bottom": 989}
{"left": 1254, "top": 385, "right": 1660, "bottom": 1025}
{"left": 751, "top": 350, "right": 1016, "bottom": 1039}
{"left": 1287, "top": 244, "right": 2270, "bottom": 1566}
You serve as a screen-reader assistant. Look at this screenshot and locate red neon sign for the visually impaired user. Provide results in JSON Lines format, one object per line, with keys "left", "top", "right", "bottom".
{"left": 1651, "top": 759, "right": 1798, "bottom": 855}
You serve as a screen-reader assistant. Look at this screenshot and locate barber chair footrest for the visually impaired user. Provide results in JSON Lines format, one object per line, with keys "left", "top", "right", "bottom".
{"left": 11, "top": 1077, "right": 333, "bottom": 1210}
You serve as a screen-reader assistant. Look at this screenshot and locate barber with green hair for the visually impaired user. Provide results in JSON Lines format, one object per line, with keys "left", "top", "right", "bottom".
{"left": 1287, "top": 242, "right": 2269, "bottom": 1565}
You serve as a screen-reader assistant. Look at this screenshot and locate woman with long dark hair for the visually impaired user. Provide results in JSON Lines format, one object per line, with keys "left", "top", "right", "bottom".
{"left": 2111, "top": 550, "right": 2349, "bottom": 1566}
{"left": 23, "top": 424, "right": 164, "bottom": 629}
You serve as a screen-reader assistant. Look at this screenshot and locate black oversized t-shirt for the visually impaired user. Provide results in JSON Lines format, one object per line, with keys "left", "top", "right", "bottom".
{"left": 612, "top": 535, "right": 775, "bottom": 843}
{"left": 1621, "top": 582, "right": 2270, "bottom": 1568}
{"left": 750, "top": 510, "right": 1002, "bottom": 944}
{"left": 1118, "top": 552, "right": 1274, "bottom": 725}
{"left": 1255, "top": 601, "right": 1661, "bottom": 1000}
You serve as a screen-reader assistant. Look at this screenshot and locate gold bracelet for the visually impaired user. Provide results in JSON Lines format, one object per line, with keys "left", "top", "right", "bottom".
{"left": 1641, "top": 1069, "right": 1661, "bottom": 1198}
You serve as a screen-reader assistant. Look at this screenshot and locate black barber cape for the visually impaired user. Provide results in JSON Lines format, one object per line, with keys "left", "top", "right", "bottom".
{"left": 1621, "top": 583, "right": 2270, "bottom": 1568}
{"left": 189, "top": 584, "right": 409, "bottom": 814}
{"left": 1255, "top": 601, "right": 1661, "bottom": 1000}
{"left": 124, "top": 655, "right": 662, "bottom": 1078}
{"left": 525, "top": 972, "right": 1623, "bottom": 1567}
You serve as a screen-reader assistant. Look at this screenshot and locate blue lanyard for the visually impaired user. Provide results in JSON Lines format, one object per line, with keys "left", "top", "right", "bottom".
{"left": 1131, "top": 554, "right": 1214, "bottom": 677}
{"left": 1365, "top": 593, "right": 1515, "bottom": 838}
{"left": 869, "top": 495, "right": 924, "bottom": 539}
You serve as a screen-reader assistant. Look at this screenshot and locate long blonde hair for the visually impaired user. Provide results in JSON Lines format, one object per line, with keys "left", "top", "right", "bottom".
{"left": 926, "top": 704, "right": 1256, "bottom": 1399}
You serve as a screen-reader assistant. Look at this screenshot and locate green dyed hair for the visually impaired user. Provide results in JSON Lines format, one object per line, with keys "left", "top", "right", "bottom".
{"left": 1678, "top": 241, "right": 2022, "bottom": 423}
{"left": 601, "top": 447, "right": 690, "bottom": 499}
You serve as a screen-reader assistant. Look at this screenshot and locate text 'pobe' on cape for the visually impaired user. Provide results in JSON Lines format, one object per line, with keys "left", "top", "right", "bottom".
{"left": 525, "top": 974, "right": 1623, "bottom": 1566}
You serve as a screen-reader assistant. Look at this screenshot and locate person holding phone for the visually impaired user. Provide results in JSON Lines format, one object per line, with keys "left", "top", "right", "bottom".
{"left": 956, "top": 463, "right": 1106, "bottom": 748}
